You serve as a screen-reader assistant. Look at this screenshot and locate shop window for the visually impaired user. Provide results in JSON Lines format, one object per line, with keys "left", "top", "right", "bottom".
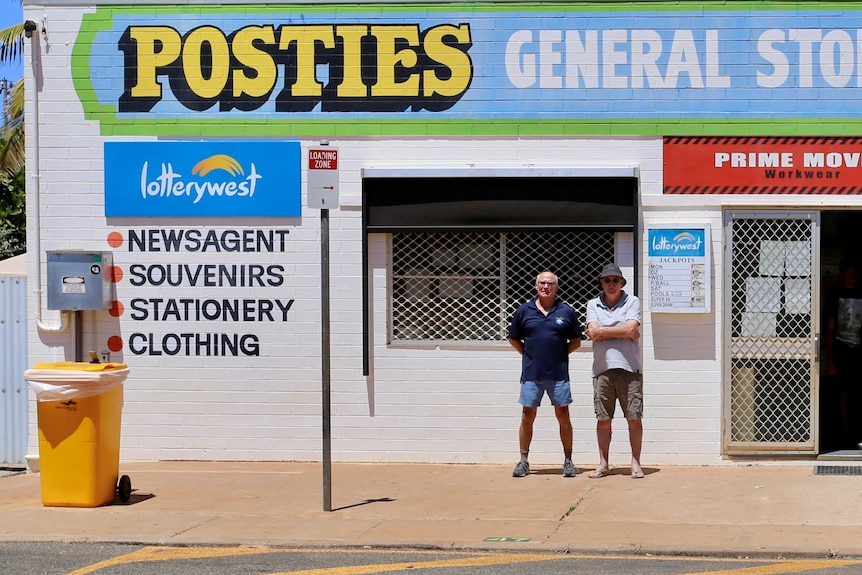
{"left": 391, "top": 230, "right": 614, "bottom": 343}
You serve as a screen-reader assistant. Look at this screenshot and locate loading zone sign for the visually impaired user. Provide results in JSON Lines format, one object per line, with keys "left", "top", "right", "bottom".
{"left": 307, "top": 147, "right": 339, "bottom": 209}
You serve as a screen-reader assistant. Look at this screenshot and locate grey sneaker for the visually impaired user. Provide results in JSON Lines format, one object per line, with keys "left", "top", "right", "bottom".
{"left": 563, "top": 459, "right": 577, "bottom": 478}
{"left": 512, "top": 461, "right": 530, "bottom": 477}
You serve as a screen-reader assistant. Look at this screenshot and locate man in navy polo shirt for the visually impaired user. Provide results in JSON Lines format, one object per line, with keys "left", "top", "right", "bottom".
{"left": 507, "top": 271, "right": 583, "bottom": 478}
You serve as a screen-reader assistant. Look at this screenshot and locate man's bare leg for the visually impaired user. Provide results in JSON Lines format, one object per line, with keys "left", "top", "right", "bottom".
{"left": 553, "top": 405, "right": 573, "bottom": 454}
{"left": 519, "top": 406, "right": 538, "bottom": 453}
{"left": 589, "top": 419, "right": 612, "bottom": 477}
{"left": 628, "top": 417, "right": 644, "bottom": 478}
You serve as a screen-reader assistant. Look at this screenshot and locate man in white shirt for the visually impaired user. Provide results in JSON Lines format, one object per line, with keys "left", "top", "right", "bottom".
{"left": 585, "top": 263, "right": 643, "bottom": 479}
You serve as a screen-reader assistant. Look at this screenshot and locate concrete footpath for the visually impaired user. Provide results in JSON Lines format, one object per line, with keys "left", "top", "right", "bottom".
{"left": 2, "top": 460, "right": 862, "bottom": 558}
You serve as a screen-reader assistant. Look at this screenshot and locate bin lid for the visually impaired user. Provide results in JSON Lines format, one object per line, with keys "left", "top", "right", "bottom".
{"left": 32, "top": 361, "right": 128, "bottom": 372}
{"left": 24, "top": 362, "right": 129, "bottom": 402}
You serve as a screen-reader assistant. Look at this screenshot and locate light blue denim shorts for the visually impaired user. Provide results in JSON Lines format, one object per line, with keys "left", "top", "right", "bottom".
{"left": 519, "top": 380, "right": 573, "bottom": 407}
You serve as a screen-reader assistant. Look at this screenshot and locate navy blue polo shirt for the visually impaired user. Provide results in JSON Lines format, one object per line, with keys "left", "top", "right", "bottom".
{"left": 508, "top": 299, "right": 582, "bottom": 383}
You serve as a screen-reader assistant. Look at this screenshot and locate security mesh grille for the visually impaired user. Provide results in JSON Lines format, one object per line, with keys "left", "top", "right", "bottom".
{"left": 728, "top": 217, "right": 813, "bottom": 445}
{"left": 391, "top": 231, "right": 614, "bottom": 342}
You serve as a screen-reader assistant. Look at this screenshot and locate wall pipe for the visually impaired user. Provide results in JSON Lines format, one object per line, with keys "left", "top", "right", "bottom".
{"left": 26, "top": 19, "right": 69, "bottom": 333}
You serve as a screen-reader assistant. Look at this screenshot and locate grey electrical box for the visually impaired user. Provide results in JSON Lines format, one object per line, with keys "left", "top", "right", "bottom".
{"left": 46, "top": 251, "right": 114, "bottom": 311}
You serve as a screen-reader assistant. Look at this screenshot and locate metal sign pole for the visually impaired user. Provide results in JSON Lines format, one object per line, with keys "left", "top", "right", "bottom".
{"left": 308, "top": 141, "right": 338, "bottom": 512}
{"left": 321, "top": 207, "right": 332, "bottom": 512}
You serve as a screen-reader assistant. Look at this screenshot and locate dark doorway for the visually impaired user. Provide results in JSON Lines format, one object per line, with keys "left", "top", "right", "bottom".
{"left": 819, "top": 211, "right": 862, "bottom": 455}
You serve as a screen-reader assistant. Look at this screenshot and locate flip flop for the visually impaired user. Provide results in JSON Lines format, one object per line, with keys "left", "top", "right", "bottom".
{"left": 588, "top": 469, "right": 608, "bottom": 479}
{"left": 631, "top": 470, "right": 645, "bottom": 479}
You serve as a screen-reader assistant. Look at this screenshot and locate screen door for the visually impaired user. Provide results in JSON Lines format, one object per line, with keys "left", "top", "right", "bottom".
{"left": 724, "top": 210, "right": 819, "bottom": 455}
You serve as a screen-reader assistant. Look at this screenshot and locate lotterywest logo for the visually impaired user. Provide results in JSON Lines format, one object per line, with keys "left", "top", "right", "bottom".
{"left": 118, "top": 23, "right": 473, "bottom": 114}
{"left": 652, "top": 232, "right": 703, "bottom": 254}
{"left": 142, "top": 154, "right": 262, "bottom": 205}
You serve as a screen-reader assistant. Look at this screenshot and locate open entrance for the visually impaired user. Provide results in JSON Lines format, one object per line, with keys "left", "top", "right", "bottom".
{"left": 819, "top": 211, "right": 862, "bottom": 457}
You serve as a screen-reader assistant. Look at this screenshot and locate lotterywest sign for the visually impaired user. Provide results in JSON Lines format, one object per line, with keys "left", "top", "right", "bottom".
{"left": 74, "top": 5, "right": 862, "bottom": 136}
{"left": 104, "top": 141, "right": 301, "bottom": 216}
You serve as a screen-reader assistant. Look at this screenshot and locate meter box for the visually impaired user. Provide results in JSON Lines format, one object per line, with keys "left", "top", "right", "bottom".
{"left": 46, "top": 251, "right": 114, "bottom": 311}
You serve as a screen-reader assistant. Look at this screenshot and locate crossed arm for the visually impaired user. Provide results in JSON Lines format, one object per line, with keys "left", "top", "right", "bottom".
{"left": 586, "top": 319, "right": 640, "bottom": 342}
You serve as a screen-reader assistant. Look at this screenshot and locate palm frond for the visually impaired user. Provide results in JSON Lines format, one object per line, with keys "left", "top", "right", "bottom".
{"left": 0, "top": 23, "right": 25, "bottom": 64}
{"left": 0, "top": 79, "right": 24, "bottom": 173}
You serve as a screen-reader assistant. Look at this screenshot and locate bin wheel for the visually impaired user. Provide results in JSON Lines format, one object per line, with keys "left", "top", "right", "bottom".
{"left": 118, "top": 475, "right": 132, "bottom": 502}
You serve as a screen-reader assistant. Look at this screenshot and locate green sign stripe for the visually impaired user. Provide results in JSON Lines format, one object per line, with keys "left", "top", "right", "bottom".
{"left": 83, "top": 2, "right": 862, "bottom": 17}
{"left": 93, "top": 117, "right": 862, "bottom": 138}
{"left": 74, "top": 10, "right": 116, "bottom": 121}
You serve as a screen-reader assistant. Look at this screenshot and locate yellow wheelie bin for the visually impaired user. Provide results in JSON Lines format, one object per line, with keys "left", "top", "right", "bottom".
{"left": 23, "top": 362, "right": 131, "bottom": 507}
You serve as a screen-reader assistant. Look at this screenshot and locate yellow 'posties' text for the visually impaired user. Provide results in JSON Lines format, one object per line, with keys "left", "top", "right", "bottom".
{"left": 119, "top": 23, "right": 474, "bottom": 113}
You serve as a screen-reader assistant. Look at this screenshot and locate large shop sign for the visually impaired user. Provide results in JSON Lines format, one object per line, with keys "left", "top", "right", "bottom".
{"left": 74, "top": 5, "right": 862, "bottom": 136}
{"left": 664, "top": 136, "right": 862, "bottom": 195}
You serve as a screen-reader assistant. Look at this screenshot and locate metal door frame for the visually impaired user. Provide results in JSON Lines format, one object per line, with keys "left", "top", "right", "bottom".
{"left": 723, "top": 210, "right": 820, "bottom": 456}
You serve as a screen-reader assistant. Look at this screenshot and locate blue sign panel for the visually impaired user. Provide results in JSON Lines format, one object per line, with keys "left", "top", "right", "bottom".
{"left": 75, "top": 4, "right": 862, "bottom": 136}
{"left": 648, "top": 229, "right": 707, "bottom": 258}
{"left": 104, "top": 141, "right": 301, "bottom": 217}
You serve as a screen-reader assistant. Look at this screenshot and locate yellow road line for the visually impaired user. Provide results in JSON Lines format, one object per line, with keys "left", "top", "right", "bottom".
{"left": 62, "top": 548, "right": 562, "bottom": 575}
{"left": 61, "top": 546, "right": 862, "bottom": 575}
{"left": 256, "top": 552, "right": 567, "bottom": 575}
{"left": 64, "top": 546, "right": 282, "bottom": 575}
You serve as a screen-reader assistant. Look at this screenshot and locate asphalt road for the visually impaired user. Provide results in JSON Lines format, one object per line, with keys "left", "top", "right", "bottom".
{"left": 1, "top": 543, "right": 861, "bottom": 575}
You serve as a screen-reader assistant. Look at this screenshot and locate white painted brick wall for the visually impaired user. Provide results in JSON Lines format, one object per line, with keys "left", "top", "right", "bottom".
{"left": 23, "top": 5, "right": 847, "bottom": 468}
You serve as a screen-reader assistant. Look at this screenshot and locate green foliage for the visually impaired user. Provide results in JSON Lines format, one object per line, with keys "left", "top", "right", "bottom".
{"left": 0, "top": 166, "right": 25, "bottom": 258}
{"left": 0, "top": 78, "right": 24, "bottom": 173}
{"left": 1, "top": 14, "right": 25, "bottom": 174}
{"left": 0, "top": 21, "right": 24, "bottom": 62}
{"left": 1, "top": 9, "right": 26, "bottom": 255}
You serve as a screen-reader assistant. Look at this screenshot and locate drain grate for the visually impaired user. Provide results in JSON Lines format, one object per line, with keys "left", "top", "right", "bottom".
{"left": 814, "top": 465, "right": 862, "bottom": 476}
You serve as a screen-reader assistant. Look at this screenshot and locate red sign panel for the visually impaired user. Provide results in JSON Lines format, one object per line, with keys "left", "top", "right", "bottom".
{"left": 308, "top": 148, "right": 338, "bottom": 170}
{"left": 663, "top": 136, "right": 862, "bottom": 195}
